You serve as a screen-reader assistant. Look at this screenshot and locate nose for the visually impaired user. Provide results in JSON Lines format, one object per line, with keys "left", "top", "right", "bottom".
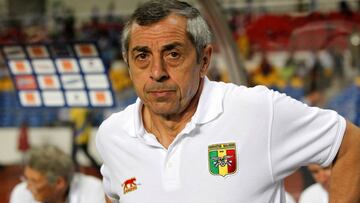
{"left": 150, "top": 55, "right": 168, "bottom": 82}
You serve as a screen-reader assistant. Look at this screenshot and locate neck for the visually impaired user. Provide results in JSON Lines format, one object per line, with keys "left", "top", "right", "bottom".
{"left": 143, "top": 78, "right": 204, "bottom": 148}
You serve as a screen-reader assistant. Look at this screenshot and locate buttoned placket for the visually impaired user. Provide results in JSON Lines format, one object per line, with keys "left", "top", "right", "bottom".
{"left": 140, "top": 120, "right": 197, "bottom": 191}
{"left": 161, "top": 142, "right": 182, "bottom": 191}
{"left": 162, "top": 121, "right": 197, "bottom": 191}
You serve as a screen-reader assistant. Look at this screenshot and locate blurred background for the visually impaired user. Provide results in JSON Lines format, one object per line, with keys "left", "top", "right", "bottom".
{"left": 0, "top": 0, "right": 360, "bottom": 202}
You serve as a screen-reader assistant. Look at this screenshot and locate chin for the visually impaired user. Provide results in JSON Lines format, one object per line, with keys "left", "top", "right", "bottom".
{"left": 151, "top": 104, "right": 179, "bottom": 115}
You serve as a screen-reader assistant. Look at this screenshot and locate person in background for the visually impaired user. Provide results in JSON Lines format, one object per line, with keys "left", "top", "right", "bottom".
{"left": 70, "top": 108, "right": 100, "bottom": 170}
{"left": 10, "top": 145, "right": 106, "bottom": 203}
{"left": 298, "top": 164, "right": 331, "bottom": 203}
{"left": 96, "top": 0, "right": 360, "bottom": 202}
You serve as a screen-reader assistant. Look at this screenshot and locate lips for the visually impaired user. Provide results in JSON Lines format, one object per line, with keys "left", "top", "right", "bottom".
{"left": 148, "top": 89, "right": 174, "bottom": 93}
{"left": 148, "top": 89, "right": 175, "bottom": 96}
{"left": 145, "top": 88, "right": 176, "bottom": 101}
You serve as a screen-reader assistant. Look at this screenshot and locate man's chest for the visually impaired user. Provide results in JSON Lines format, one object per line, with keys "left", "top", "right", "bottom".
{"left": 108, "top": 126, "right": 275, "bottom": 202}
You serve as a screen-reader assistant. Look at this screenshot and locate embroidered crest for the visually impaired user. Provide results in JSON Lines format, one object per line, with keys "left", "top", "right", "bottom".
{"left": 208, "top": 142, "right": 237, "bottom": 177}
{"left": 122, "top": 177, "right": 139, "bottom": 194}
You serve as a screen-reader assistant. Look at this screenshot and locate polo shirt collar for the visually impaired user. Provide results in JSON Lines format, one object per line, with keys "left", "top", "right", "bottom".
{"left": 133, "top": 98, "right": 144, "bottom": 138}
{"left": 133, "top": 77, "right": 224, "bottom": 137}
{"left": 192, "top": 77, "right": 224, "bottom": 125}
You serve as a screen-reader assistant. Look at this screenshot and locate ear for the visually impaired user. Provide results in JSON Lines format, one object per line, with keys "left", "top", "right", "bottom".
{"left": 123, "top": 54, "right": 133, "bottom": 81}
{"left": 128, "top": 68, "right": 133, "bottom": 80}
{"left": 55, "top": 176, "right": 68, "bottom": 191}
{"left": 122, "top": 51, "right": 128, "bottom": 65}
{"left": 200, "top": 45, "right": 213, "bottom": 78}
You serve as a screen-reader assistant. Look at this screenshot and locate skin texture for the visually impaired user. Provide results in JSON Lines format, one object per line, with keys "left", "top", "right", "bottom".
{"left": 127, "top": 13, "right": 212, "bottom": 148}
{"left": 329, "top": 121, "right": 360, "bottom": 203}
{"left": 24, "top": 166, "right": 67, "bottom": 203}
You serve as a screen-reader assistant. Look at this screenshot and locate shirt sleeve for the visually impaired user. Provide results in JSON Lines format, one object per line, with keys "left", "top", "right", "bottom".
{"left": 96, "top": 122, "right": 121, "bottom": 202}
{"left": 100, "top": 165, "right": 120, "bottom": 202}
{"left": 269, "top": 90, "right": 346, "bottom": 181}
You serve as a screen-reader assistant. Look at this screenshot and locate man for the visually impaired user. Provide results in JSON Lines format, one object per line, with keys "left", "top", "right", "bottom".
{"left": 299, "top": 164, "right": 331, "bottom": 203}
{"left": 96, "top": 0, "right": 360, "bottom": 202}
{"left": 10, "top": 145, "right": 106, "bottom": 203}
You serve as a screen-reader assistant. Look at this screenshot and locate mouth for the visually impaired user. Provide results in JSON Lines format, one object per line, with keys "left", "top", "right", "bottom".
{"left": 148, "top": 90, "right": 175, "bottom": 95}
{"left": 148, "top": 90, "right": 175, "bottom": 97}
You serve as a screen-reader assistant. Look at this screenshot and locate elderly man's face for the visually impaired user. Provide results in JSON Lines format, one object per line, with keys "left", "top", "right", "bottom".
{"left": 127, "top": 14, "right": 211, "bottom": 117}
{"left": 23, "top": 166, "right": 64, "bottom": 202}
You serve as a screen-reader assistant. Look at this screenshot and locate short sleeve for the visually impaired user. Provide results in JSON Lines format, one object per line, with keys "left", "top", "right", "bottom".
{"left": 96, "top": 122, "right": 121, "bottom": 202}
{"left": 69, "top": 174, "right": 107, "bottom": 203}
{"left": 269, "top": 90, "right": 346, "bottom": 180}
{"left": 99, "top": 165, "right": 120, "bottom": 202}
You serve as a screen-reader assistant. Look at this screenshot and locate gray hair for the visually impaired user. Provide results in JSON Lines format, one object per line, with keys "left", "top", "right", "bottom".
{"left": 121, "top": 0, "right": 212, "bottom": 64}
{"left": 26, "top": 145, "right": 75, "bottom": 185}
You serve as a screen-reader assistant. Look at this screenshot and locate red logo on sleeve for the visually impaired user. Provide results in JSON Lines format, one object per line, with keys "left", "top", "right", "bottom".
{"left": 122, "top": 177, "right": 139, "bottom": 194}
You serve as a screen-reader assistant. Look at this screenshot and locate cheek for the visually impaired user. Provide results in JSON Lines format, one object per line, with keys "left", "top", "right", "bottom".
{"left": 36, "top": 185, "right": 54, "bottom": 199}
{"left": 130, "top": 71, "right": 146, "bottom": 90}
{"left": 132, "top": 78, "right": 145, "bottom": 92}
{"left": 178, "top": 75, "right": 200, "bottom": 98}
{"left": 131, "top": 76, "right": 140, "bottom": 86}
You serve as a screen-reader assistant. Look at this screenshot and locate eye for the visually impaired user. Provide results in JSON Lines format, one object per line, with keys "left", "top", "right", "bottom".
{"left": 136, "top": 53, "right": 148, "bottom": 60}
{"left": 132, "top": 52, "right": 150, "bottom": 68}
{"left": 164, "top": 49, "right": 182, "bottom": 66}
{"left": 169, "top": 52, "right": 179, "bottom": 58}
{"left": 165, "top": 51, "right": 181, "bottom": 61}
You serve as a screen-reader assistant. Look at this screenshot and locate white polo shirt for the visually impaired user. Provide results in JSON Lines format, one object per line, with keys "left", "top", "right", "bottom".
{"left": 96, "top": 77, "right": 345, "bottom": 203}
{"left": 10, "top": 173, "right": 106, "bottom": 203}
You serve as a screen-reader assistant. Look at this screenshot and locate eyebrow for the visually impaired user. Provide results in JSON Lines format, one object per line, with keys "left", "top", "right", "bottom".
{"left": 162, "top": 42, "right": 183, "bottom": 52}
{"left": 131, "top": 42, "right": 183, "bottom": 54}
{"left": 131, "top": 46, "right": 150, "bottom": 53}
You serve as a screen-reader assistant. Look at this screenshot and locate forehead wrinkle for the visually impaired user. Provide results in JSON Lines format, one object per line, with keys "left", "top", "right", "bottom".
{"left": 130, "top": 33, "right": 187, "bottom": 54}
{"left": 161, "top": 42, "right": 183, "bottom": 52}
{"left": 131, "top": 29, "right": 186, "bottom": 44}
{"left": 130, "top": 16, "right": 188, "bottom": 49}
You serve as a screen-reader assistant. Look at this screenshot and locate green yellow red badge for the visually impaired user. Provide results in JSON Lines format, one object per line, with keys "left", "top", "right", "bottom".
{"left": 208, "top": 142, "right": 237, "bottom": 177}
